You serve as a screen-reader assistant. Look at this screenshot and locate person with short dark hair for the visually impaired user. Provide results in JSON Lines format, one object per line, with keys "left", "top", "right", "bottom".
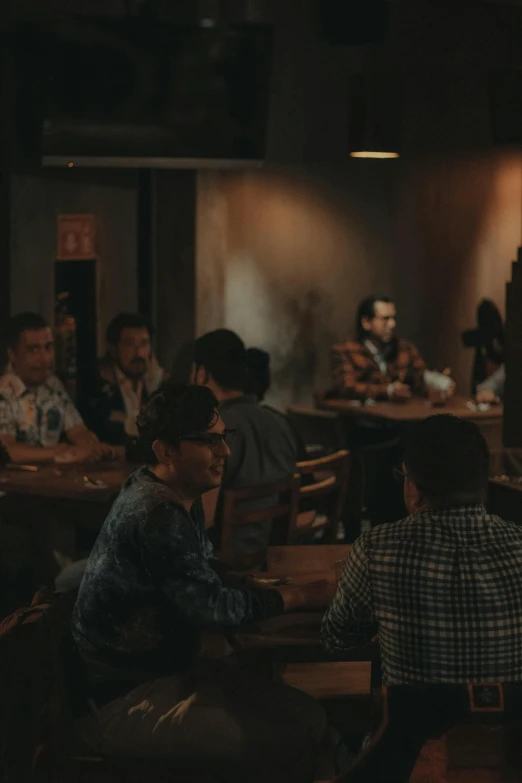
{"left": 82, "top": 312, "right": 166, "bottom": 445}
{"left": 192, "top": 330, "right": 298, "bottom": 557}
{"left": 0, "top": 312, "right": 109, "bottom": 464}
{"left": 321, "top": 414, "right": 522, "bottom": 780}
{"left": 73, "top": 383, "right": 328, "bottom": 781}
{"left": 330, "top": 296, "right": 455, "bottom": 401}
{"left": 245, "top": 347, "right": 271, "bottom": 402}
{"left": 322, "top": 414, "right": 519, "bottom": 674}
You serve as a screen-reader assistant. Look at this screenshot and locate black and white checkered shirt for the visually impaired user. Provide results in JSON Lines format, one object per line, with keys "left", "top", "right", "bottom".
{"left": 321, "top": 506, "right": 522, "bottom": 684}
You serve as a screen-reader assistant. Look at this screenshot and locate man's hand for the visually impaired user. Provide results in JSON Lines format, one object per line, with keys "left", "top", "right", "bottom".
{"left": 388, "top": 382, "right": 412, "bottom": 402}
{"left": 277, "top": 579, "right": 336, "bottom": 612}
{"left": 54, "top": 442, "right": 116, "bottom": 465}
{"left": 476, "top": 389, "right": 500, "bottom": 405}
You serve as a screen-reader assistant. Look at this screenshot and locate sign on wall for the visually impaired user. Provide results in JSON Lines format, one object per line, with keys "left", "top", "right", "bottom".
{"left": 57, "top": 214, "right": 96, "bottom": 260}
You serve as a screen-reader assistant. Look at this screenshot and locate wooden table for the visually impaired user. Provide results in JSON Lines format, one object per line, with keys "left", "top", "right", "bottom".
{"left": 0, "top": 461, "right": 132, "bottom": 504}
{"left": 0, "top": 461, "right": 134, "bottom": 581}
{"left": 319, "top": 395, "right": 503, "bottom": 450}
{"left": 267, "top": 544, "right": 352, "bottom": 573}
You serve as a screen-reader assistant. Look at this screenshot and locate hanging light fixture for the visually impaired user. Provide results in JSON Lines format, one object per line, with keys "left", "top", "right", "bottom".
{"left": 348, "top": 72, "right": 401, "bottom": 159}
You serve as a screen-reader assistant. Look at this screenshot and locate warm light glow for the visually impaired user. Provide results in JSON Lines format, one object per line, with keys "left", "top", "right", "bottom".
{"left": 350, "top": 151, "right": 400, "bottom": 159}
{"left": 68, "top": 162, "right": 74, "bottom": 168}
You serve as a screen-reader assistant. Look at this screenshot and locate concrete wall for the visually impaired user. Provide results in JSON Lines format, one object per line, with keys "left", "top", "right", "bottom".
{"left": 10, "top": 170, "right": 139, "bottom": 351}
{"left": 196, "top": 0, "right": 522, "bottom": 406}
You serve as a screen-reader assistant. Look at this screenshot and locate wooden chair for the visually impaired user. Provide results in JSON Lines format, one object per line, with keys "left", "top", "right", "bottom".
{"left": 287, "top": 407, "right": 346, "bottom": 457}
{"left": 0, "top": 586, "right": 217, "bottom": 783}
{"left": 218, "top": 474, "right": 301, "bottom": 569}
{"left": 293, "top": 450, "right": 350, "bottom": 543}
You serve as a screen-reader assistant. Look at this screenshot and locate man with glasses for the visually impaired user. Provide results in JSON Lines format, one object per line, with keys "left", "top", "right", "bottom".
{"left": 330, "top": 296, "right": 455, "bottom": 401}
{"left": 322, "top": 414, "right": 522, "bottom": 782}
{"left": 73, "top": 383, "right": 329, "bottom": 782}
{"left": 191, "top": 329, "right": 298, "bottom": 560}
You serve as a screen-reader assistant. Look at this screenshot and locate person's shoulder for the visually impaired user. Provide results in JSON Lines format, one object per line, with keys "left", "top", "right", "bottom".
{"left": 362, "top": 514, "right": 423, "bottom": 546}
{"left": 46, "top": 374, "right": 70, "bottom": 396}
{"left": 397, "top": 338, "right": 420, "bottom": 354}
{"left": 0, "top": 372, "right": 21, "bottom": 400}
{"left": 123, "top": 468, "right": 190, "bottom": 525}
{"left": 488, "top": 513, "right": 522, "bottom": 538}
{"left": 331, "top": 338, "right": 365, "bottom": 355}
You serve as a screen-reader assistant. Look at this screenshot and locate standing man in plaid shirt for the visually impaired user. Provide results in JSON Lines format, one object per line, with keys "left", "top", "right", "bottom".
{"left": 330, "top": 296, "right": 455, "bottom": 401}
{"left": 322, "top": 414, "right": 522, "bottom": 781}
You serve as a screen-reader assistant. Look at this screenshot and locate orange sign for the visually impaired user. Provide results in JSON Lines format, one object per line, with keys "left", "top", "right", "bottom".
{"left": 57, "top": 214, "right": 96, "bottom": 260}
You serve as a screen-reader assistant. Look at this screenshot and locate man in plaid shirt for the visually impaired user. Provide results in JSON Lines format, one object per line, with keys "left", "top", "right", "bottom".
{"left": 322, "top": 415, "right": 522, "bottom": 781}
{"left": 322, "top": 413, "right": 522, "bottom": 680}
{"left": 330, "top": 296, "right": 454, "bottom": 401}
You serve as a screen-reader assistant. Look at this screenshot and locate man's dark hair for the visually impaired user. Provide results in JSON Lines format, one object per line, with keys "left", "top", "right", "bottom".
{"left": 193, "top": 329, "right": 248, "bottom": 392}
{"left": 137, "top": 383, "right": 218, "bottom": 457}
{"left": 403, "top": 414, "right": 490, "bottom": 507}
{"left": 7, "top": 313, "right": 49, "bottom": 350}
{"left": 106, "top": 313, "right": 153, "bottom": 346}
{"left": 245, "top": 347, "right": 271, "bottom": 401}
{"left": 356, "top": 296, "right": 393, "bottom": 340}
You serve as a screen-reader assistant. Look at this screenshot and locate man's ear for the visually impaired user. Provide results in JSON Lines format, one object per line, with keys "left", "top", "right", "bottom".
{"left": 152, "top": 439, "right": 177, "bottom": 465}
{"left": 7, "top": 348, "right": 15, "bottom": 367}
{"left": 361, "top": 317, "right": 372, "bottom": 333}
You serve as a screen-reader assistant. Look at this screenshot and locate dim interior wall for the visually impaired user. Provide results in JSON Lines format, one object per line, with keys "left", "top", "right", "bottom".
{"left": 196, "top": 167, "right": 398, "bottom": 408}
{"left": 10, "top": 171, "right": 138, "bottom": 354}
{"left": 396, "top": 153, "right": 522, "bottom": 396}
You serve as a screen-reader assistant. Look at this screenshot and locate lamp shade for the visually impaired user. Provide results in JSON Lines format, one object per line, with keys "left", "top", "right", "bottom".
{"left": 348, "top": 72, "right": 401, "bottom": 158}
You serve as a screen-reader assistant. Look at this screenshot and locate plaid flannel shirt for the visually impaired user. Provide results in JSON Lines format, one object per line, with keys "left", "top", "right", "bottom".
{"left": 330, "top": 338, "right": 426, "bottom": 400}
{"left": 321, "top": 506, "right": 522, "bottom": 684}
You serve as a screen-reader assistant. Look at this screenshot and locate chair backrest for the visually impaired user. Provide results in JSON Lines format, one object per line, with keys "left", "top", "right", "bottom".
{"left": 0, "top": 586, "right": 80, "bottom": 783}
{"left": 219, "top": 474, "right": 301, "bottom": 562}
{"left": 293, "top": 450, "right": 350, "bottom": 542}
{"left": 287, "top": 407, "right": 345, "bottom": 457}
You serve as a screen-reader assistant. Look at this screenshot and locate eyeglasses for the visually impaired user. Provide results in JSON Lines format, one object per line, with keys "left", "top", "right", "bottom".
{"left": 178, "top": 428, "right": 236, "bottom": 449}
{"left": 393, "top": 466, "right": 407, "bottom": 483}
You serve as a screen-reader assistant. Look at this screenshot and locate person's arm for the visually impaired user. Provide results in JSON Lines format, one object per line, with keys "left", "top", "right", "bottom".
{"left": 476, "top": 364, "right": 505, "bottom": 400}
{"left": 404, "top": 342, "right": 428, "bottom": 395}
{"left": 321, "top": 536, "right": 377, "bottom": 653}
{"left": 141, "top": 502, "right": 285, "bottom": 629}
{"left": 0, "top": 433, "right": 69, "bottom": 464}
{"left": 0, "top": 397, "right": 66, "bottom": 464}
{"left": 331, "top": 344, "right": 390, "bottom": 401}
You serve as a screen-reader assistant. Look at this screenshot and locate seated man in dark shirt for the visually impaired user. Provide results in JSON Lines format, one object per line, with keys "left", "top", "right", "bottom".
{"left": 82, "top": 313, "right": 166, "bottom": 445}
{"left": 72, "top": 383, "right": 328, "bottom": 782}
{"left": 191, "top": 330, "right": 299, "bottom": 558}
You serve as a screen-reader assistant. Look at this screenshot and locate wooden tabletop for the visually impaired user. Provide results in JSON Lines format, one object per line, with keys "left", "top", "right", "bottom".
{"left": 280, "top": 661, "right": 371, "bottom": 698}
{"left": 0, "top": 461, "right": 134, "bottom": 503}
{"left": 319, "top": 395, "right": 503, "bottom": 423}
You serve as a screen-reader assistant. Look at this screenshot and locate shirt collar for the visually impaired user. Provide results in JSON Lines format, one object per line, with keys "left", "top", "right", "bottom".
{"left": 364, "top": 339, "right": 383, "bottom": 360}
{"left": 114, "top": 364, "right": 143, "bottom": 394}
{"left": 218, "top": 394, "right": 258, "bottom": 409}
{"left": 1, "top": 367, "right": 56, "bottom": 399}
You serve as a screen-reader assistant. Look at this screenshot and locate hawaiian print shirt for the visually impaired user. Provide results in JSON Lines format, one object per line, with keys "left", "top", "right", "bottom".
{"left": 0, "top": 371, "right": 83, "bottom": 447}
